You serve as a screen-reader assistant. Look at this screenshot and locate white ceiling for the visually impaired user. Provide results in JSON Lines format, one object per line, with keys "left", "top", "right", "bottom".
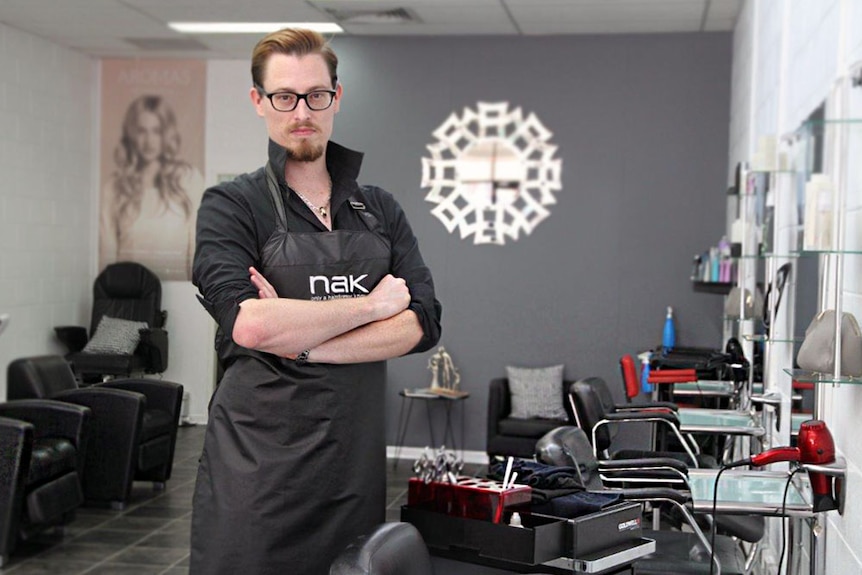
{"left": 0, "top": 0, "right": 742, "bottom": 60}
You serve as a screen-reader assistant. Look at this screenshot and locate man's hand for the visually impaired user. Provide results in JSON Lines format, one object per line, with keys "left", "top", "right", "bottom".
{"left": 367, "top": 274, "right": 411, "bottom": 321}
{"left": 250, "top": 266, "right": 278, "bottom": 299}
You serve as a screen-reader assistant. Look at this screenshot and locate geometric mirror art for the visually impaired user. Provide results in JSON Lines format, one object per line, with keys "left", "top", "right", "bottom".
{"left": 421, "top": 102, "right": 562, "bottom": 245}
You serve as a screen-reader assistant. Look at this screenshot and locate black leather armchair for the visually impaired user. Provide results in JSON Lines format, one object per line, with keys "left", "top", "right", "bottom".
{"left": 486, "top": 377, "right": 577, "bottom": 459}
{"left": 55, "top": 261, "right": 169, "bottom": 382}
{"left": 7, "top": 355, "right": 183, "bottom": 508}
{"left": 0, "top": 400, "right": 90, "bottom": 567}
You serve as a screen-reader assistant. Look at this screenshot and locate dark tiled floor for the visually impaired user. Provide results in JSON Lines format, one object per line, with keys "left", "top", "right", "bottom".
{"left": 2, "top": 425, "right": 485, "bottom": 574}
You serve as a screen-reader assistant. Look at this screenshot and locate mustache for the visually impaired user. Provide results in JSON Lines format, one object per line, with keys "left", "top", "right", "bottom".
{"left": 289, "top": 122, "right": 318, "bottom": 131}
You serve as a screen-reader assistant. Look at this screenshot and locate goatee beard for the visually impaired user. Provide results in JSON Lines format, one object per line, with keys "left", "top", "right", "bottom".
{"left": 285, "top": 141, "right": 324, "bottom": 162}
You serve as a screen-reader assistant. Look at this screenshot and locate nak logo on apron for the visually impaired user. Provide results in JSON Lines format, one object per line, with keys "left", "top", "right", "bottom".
{"left": 309, "top": 273, "right": 370, "bottom": 300}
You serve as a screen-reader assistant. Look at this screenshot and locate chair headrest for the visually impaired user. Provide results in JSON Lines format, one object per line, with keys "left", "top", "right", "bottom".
{"left": 95, "top": 262, "right": 161, "bottom": 300}
{"left": 91, "top": 262, "right": 164, "bottom": 330}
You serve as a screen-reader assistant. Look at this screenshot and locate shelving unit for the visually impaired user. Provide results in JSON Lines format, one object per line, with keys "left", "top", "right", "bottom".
{"left": 737, "top": 99, "right": 858, "bottom": 575}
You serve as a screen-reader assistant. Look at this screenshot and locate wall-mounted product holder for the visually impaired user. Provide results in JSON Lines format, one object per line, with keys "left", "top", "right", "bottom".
{"left": 802, "top": 457, "right": 847, "bottom": 515}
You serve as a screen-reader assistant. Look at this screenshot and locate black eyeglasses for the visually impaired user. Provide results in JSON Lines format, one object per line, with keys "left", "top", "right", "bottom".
{"left": 256, "top": 86, "right": 337, "bottom": 112}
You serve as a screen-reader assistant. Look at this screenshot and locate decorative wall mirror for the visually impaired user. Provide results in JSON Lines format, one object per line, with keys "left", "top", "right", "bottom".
{"left": 421, "top": 102, "right": 562, "bottom": 245}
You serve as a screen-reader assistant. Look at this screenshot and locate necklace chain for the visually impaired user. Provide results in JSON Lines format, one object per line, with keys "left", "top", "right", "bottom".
{"left": 292, "top": 177, "right": 332, "bottom": 219}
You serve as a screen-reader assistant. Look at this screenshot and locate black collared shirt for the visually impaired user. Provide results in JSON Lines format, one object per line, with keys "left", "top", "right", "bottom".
{"left": 193, "top": 139, "right": 442, "bottom": 362}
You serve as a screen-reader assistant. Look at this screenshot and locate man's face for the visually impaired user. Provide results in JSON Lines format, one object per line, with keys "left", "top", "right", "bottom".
{"left": 250, "top": 53, "right": 341, "bottom": 162}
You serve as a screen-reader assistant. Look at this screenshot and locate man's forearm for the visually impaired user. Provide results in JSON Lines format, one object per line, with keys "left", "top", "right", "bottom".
{"left": 233, "top": 296, "right": 383, "bottom": 356}
{"left": 309, "top": 309, "right": 423, "bottom": 364}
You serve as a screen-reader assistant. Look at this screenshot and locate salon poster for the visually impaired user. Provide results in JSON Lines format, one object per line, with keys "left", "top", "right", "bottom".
{"left": 100, "top": 59, "right": 206, "bottom": 282}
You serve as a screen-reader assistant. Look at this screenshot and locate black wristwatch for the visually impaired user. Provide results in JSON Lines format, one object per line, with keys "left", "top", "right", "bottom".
{"left": 295, "top": 349, "right": 310, "bottom": 366}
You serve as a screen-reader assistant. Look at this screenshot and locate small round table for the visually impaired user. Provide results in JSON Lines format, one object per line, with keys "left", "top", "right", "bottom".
{"left": 393, "top": 389, "right": 469, "bottom": 467}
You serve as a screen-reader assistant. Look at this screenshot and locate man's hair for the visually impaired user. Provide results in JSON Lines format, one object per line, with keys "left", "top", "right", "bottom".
{"left": 251, "top": 28, "right": 338, "bottom": 90}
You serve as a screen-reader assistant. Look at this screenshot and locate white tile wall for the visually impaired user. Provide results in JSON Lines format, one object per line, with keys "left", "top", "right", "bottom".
{"left": 0, "top": 23, "right": 96, "bottom": 395}
{"left": 732, "top": 0, "right": 862, "bottom": 571}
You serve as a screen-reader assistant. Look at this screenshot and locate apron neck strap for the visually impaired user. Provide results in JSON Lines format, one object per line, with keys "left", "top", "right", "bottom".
{"left": 265, "top": 162, "right": 288, "bottom": 229}
{"left": 266, "top": 163, "right": 381, "bottom": 235}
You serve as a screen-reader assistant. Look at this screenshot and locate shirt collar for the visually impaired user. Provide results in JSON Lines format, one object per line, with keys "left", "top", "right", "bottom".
{"left": 267, "top": 138, "right": 364, "bottom": 200}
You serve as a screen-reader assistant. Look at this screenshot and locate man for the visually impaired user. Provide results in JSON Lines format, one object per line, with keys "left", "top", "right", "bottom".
{"left": 190, "top": 28, "right": 442, "bottom": 574}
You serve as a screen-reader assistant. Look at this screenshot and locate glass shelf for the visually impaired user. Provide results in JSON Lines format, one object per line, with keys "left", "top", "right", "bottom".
{"left": 744, "top": 334, "right": 803, "bottom": 343}
{"left": 722, "top": 316, "right": 766, "bottom": 326}
{"left": 759, "top": 249, "right": 812, "bottom": 259}
{"left": 784, "top": 369, "right": 862, "bottom": 385}
{"left": 747, "top": 168, "right": 799, "bottom": 176}
{"left": 793, "top": 248, "right": 862, "bottom": 256}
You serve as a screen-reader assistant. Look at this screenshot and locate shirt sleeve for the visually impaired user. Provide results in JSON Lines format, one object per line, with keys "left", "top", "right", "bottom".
{"left": 365, "top": 186, "right": 443, "bottom": 354}
{"left": 192, "top": 177, "right": 262, "bottom": 339}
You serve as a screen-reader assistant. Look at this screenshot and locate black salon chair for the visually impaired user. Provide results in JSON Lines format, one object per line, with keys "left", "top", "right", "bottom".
{"left": 7, "top": 355, "right": 183, "bottom": 508}
{"left": 569, "top": 376, "right": 715, "bottom": 468}
{"left": 54, "top": 261, "right": 168, "bottom": 382}
{"left": 535, "top": 426, "right": 749, "bottom": 574}
{"left": 487, "top": 377, "right": 578, "bottom": 459}
{"left": 0, "top": 400, "right": 90, "bottom": 567}
{"left": 330, "top": 522, "right": 433, "bottom": 575}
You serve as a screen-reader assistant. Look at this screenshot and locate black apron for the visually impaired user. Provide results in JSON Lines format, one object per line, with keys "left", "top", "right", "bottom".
{"left": 190, "top": 164, "right": 392, "bottom": 575}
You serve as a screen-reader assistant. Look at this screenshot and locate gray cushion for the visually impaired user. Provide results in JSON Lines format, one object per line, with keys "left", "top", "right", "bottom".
{"left": 506, "top": 364, "right": 567, "bottom": 420}
{"left": 82, "top": 316, "right": 148, "bottom": 355}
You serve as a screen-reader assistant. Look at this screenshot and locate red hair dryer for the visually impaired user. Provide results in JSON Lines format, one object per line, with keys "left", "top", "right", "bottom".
{"left": 797, "top": 419, "right": 837, "bottom": 512}
{"left": 728, "top": 420, "right": 837, "bottom": 512}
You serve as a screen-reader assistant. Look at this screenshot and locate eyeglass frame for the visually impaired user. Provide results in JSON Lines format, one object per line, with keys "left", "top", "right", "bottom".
{"left": 254, "top": 84, "right": 338, "bottom": 112}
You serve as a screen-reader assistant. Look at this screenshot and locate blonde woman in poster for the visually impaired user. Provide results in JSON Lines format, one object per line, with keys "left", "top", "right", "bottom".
{"left": 100, "top": 94, "right": 204, "bottom": 281}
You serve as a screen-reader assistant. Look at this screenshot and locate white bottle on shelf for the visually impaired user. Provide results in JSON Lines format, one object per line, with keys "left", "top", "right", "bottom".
{"left": 804, "top": 174, "right": 833, "bottom": 251}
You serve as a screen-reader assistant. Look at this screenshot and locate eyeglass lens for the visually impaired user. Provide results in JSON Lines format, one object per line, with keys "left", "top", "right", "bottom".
{"left": 269, "top": 91, "right": 334, "bottom": 112}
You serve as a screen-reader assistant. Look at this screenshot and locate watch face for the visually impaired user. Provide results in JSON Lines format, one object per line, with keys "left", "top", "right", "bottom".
{"left": 422, "top": 101, "right": 562, "bottom": 245}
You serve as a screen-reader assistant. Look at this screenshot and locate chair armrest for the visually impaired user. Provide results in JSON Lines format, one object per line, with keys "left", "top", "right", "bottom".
{"left": 0, "top": 417, "right": 34, "bottom": 545}
{"left": 55, "top": 326, "right": 88, "bottom": 353}
{"left": 612, "top": 486, "right": 691, "bottom": 506}
{"left": 614, "top": 401, "right": 679, "bottom": 412}
{"left": 598, "top": 457, "right": 689, "bottom": 474}
{"left": 597, "top": 457, "right": 690, "bottom": 486}
{"left": 138, "top": 327, "right": 169, "bottom": 373}
{"left": 0, "top": 399, "right": 90, "bottom": 452}
{"left": 603, "top": 411, "right": 680, "bottom": 425}
{"left": 52, "top": 388, "right": 146, "bottom": 501}
{"left": 99, "top": 379, "right": 183, "bottom": 420}
{"left": 487, "top": 378, "right": 510, "bottom": 438}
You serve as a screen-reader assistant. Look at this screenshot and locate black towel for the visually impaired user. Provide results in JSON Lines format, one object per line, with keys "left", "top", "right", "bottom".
{"left": 532, "top": 491, "right": 623, "bottom": 519}
{"left": 489, "top": 459, "right": 586, "bottom": 490}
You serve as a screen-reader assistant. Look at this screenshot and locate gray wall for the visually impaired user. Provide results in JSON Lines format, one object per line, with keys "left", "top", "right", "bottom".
{"left": 327, "top": 33, "right": 732, "bottom": 453}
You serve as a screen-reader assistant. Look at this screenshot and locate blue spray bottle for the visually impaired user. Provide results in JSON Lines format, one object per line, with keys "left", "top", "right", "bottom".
{"left": 638, "top": 351, "right": 652, "bottom": 393}
{"left": 662, "top": 306, "right": 675, "bottom": 355}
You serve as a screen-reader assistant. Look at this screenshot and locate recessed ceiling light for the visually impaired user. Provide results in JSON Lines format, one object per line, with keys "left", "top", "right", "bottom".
{"left": 168, "top": 22, "right": 343, "bottom": 34}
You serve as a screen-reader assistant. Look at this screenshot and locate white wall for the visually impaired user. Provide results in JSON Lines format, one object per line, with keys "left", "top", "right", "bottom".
{"left": 731, "top": 0, "right": 862, "bottom": 572}
{"left": 0, "top": 23, "right": 96, "bottom": 394}
{"left": 170, "top": 60, "right": 268, "bottom": 423}
{"left": 95, "top": 60, "right": 268, "bottom": 424}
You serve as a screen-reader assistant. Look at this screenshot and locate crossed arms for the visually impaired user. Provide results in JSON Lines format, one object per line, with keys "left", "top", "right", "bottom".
{"left": 232, "top": 267, "right": 423, "bottom": 364}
